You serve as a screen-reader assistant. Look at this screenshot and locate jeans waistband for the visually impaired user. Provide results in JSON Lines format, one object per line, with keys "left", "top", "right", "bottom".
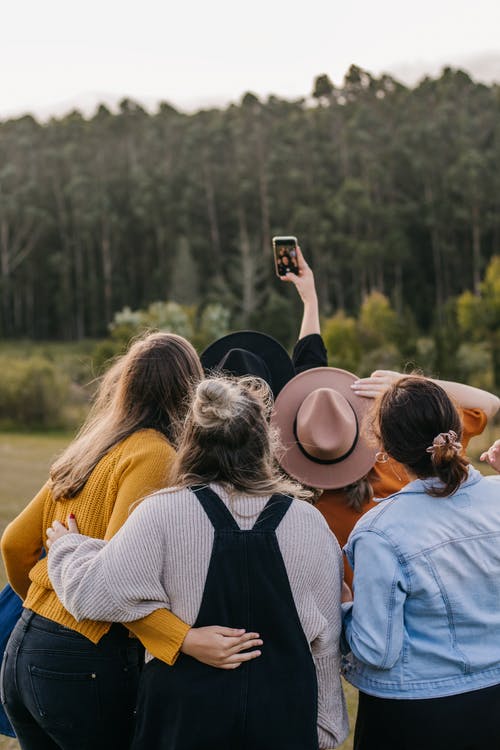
{"left": 21, "top": 609, "right": 132, "bottom": 642}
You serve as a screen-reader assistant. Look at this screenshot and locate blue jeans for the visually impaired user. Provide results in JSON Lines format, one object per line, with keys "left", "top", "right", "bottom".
{"left": 1, "top": 609, "right": 143, "bottom": 750}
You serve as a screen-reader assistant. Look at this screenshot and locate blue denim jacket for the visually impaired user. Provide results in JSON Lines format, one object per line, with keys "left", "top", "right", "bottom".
{"left": 342, "top": 467, "right": 500, "bottom": 698}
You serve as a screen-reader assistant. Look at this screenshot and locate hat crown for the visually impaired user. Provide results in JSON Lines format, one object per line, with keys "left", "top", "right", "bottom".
{"left": 218, "top": 348, "right": 272, "bottom": 388}
{"left": 295, "top": 388, "right": 357, "bottom": 462}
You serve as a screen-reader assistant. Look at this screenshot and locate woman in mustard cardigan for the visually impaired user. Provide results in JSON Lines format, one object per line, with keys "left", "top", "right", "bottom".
{"left": 1, "top": 332, "right": 261, "bottom": 750}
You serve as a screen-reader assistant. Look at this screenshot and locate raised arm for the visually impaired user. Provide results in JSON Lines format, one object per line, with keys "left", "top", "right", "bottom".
{"left": 280, "top": 245, "right": 320, "bottom": 338}
{"left": 430, "top": 379, "right": 499, "bottom": 419}
{"left": 352, "top": 369, "right": 500, "bottom": 420}
{"left": 281, "top": 246, "right": 328, "bottom": 372}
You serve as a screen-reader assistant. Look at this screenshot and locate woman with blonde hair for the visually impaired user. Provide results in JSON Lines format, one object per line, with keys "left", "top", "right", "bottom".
{"left": 1, "top": 333, "right": 260, "bottom": 750}
{"left": 47, "top": 375, "right": 349, "bottom": 749}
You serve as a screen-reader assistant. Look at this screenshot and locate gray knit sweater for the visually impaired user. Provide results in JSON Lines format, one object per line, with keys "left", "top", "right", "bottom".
{"left": 48, "top": 483, "right": 348, "bottom": 748}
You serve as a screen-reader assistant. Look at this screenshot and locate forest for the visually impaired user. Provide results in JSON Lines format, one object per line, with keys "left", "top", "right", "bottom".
{"left": 1, "top": 64, "right": 499, "bottom": 401}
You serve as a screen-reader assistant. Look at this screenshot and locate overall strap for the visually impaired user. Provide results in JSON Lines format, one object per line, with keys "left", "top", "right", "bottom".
{"left": 253, "top": 494, "right": 293, "bottom": 532}
{"left": 190, "top": 485, "right": 240, "bottom": 531}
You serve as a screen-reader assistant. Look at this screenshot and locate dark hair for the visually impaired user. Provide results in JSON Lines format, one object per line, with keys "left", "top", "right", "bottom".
{"left": 368, "top": 377, "right": 469, "bottom": 497}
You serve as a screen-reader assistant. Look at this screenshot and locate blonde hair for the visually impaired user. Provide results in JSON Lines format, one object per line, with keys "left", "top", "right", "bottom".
{"left": 344, "top": 475, "right": 374, "bottom": 512}
{"left": 50, "top": 332, "right": 203, "bottom": 500}
{"left": 171, "top": 376, "right": 312, "bottom": 500}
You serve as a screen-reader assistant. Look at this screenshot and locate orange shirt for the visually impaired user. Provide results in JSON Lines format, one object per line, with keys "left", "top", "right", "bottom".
{"left": 315, "top": 408, "right": 488, "bottom": 588}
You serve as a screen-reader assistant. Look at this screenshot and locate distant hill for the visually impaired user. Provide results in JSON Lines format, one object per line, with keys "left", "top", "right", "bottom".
{"left": 387, "top": 50, "right": 500, "bottom": 87}
{"left": 1, "top": 52, "right": 499, "bottom": 122}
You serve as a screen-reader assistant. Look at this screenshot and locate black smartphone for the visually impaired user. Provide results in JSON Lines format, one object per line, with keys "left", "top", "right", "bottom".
{"left": 272, "top": 236, "right": 299, "bottom": 277}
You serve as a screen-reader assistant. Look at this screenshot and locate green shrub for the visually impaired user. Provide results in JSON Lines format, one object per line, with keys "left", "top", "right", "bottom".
{"left": 357, "top": 344, "right": 402, "bottom": 377}
{"left": 323, "top": 311, "right": 361, "bottom": 372}
{"left": 0, "top": 356, "right": 70, "bottom": 429}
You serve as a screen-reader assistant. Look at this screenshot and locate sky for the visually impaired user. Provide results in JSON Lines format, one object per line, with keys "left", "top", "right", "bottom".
{"left": 2, "top": 0, "right": 500, "bottom": 119}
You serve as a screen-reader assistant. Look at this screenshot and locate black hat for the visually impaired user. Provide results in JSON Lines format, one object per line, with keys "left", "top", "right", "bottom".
{"left": 200, "top": 331, "right": 295, "bottom": 398}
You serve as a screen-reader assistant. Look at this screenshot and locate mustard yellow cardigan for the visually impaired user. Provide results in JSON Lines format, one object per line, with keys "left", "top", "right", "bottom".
{"left": 1, "top": 429, "right": 190, "bottom": 664}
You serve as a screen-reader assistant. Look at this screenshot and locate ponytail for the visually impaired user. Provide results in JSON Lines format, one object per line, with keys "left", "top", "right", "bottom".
{"left": 426, "top": 430, "right": 469, "bottom": 497}
{"left": 369, "top": 377, "right": 470, "bottom": 498}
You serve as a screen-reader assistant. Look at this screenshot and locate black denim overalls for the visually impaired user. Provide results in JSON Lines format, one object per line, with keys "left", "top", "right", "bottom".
{"left": 132, "top": 485, "right": 319, "bottom": 750}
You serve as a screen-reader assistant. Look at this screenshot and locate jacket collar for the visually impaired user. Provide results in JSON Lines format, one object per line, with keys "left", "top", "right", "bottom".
{"left": 377, "top": 465, "right": 481, "bottom": 502}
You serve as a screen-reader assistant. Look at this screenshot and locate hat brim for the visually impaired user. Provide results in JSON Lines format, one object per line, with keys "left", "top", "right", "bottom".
{"left": 272, "top": 367, "right": 377, "bottom": 489}
{"left": 201, "top": 331, "right": 295, "bottom": 398}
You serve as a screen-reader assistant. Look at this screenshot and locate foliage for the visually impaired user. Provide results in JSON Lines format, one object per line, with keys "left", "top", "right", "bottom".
{"left": 92, "top": 299, "right": 232, "bottom": 370}
{"left": 0, "top": 67, "right": 499, "bottom": 393}
{"left": 456, "top": 256, "right": 500, "bottom": 386}
{"left": 323, "top": 312, "right": 361, "bottom": 372}
{"left": 192, "top": 303, "right": 231, "bottom": 350}
{"left": 358, "top": 292, "right": 398, "bottom": 351}
{"left": 0, "top": 66, "right": 499, "bottom": 356}
{"left": 0, "top": 357, "right": 70, "bottom": 428}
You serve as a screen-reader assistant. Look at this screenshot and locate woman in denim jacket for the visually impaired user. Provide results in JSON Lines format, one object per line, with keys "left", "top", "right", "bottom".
{"left": 342, "top": 376, "right": 500, "bottom": 750}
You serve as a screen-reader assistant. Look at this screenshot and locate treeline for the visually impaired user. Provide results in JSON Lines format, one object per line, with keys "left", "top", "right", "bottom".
{"left": 1, "top": 66, "right": 500, "bottom": 360}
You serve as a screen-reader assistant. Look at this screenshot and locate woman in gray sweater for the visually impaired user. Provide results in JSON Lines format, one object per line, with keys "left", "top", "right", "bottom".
{"left": 47, "top": 376, "right": 348, "bottom": 749}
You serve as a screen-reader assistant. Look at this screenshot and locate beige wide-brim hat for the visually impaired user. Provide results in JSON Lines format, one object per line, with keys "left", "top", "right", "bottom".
{"left": 272, "top": 367, "right": 377, "bottom": 490}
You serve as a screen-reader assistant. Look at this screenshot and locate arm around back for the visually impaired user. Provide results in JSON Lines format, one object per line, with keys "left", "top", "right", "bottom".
{"left": 48, "top": 494, "right": 172, "bottom": 623}
{"left": 1, "top": 482, "right": 49, "bottom": 599}
{"left": 104, "top": 432, "right": 191, "bottom": 662}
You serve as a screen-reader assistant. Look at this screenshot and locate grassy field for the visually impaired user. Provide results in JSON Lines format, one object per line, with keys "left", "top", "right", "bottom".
{"left": 0, "top": 424, "right": 498, "bottom": 749}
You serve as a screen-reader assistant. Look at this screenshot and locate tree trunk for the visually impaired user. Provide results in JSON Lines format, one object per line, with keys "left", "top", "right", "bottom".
{"left": 237, "top": 202, "right": 255, "bottom": 325}
{"left": 471, "top": 207, "right": 481, "bottom": 295}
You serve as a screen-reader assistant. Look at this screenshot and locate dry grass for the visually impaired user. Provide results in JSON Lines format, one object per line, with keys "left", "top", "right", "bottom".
{"left": 0, "top": 433, "right": 69, "bottom": 749}
{"left": 0, "top": 432, "right": 70, "bottom": 569}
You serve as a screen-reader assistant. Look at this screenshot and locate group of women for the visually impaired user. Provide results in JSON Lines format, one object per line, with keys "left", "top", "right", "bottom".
{"left": 1, "top": 247, "right": 500, "bottom": 750}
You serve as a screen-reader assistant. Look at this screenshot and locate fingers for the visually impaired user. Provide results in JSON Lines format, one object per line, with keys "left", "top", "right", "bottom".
{"left": 45, "top": 516, "right": 78, "bottom": 549}
{"left": 46, "top": 520, "right": 64, "bottom": 536}
{"left": 46, "top": 520, "right": 64, "bottom": 548}
{"left": 296, "top": 245, "right": 308, "bottom": 270}
{"left": 351, "top": 387, "right": 382, "bottom": 399}
{"left": 67, "top": 514, "right": 79, "bottom": 533}
{"left": 480, "top": 442, "right": 500, "bottom": 472}
{"left": 226, "top": 636, "right": 263, "bottom": 655}
{"left": 351, "top": 382, "right": 385, "bottom": 399}
{"left": 218, "top": 649, "right": 262, "bottom": 670}
{"left": 370, "top": 369, "right": 401, "bottom": 379}
{"left": 351, "top": 374, "right": 393, "bottom": 399}
{"left": 341, "top": 581, "right": 353, "bottom": 603}
{"left": 214, "top": 627, "right": 246, "bottom": 637}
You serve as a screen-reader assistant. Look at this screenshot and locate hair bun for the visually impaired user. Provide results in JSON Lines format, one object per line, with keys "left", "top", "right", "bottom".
{"left": 426, "top": 430, "right": 462, "bottom": 466}
{"left": 192, "top": 379, "right": 240, "bottom": 429}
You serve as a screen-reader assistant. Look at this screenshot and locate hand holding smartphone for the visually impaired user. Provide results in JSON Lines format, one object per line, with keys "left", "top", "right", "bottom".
{"left": 272, "top": 236, "right": 300, "bottom": 277}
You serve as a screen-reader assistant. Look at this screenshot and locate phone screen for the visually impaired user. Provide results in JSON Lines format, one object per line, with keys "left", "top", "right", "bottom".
{"left": 273, "top": 237, "right": 299, "bottom": 276}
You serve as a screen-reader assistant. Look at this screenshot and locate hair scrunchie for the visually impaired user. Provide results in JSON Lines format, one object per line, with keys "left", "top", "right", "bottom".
{"left": 426, "top": 429, "right": 462, "bottom": 456}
